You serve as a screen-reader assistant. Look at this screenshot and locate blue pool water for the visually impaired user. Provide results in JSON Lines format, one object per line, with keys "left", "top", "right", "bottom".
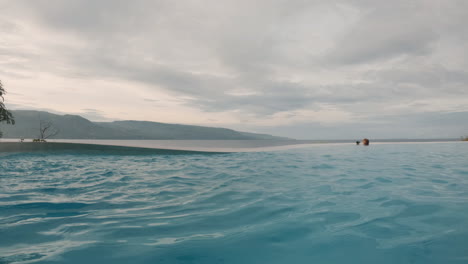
{"left": 1, "top": 142, "right": 468, "bottom": 263}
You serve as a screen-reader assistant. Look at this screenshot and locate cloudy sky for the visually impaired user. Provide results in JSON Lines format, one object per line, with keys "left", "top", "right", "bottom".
{"left": 1, "top": 0, "right": 467, "bottom": 139}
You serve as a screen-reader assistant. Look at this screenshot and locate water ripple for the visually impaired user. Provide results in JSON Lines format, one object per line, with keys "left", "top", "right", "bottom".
{"left": 1, "top": 143, "right": 468, "bottom": 263}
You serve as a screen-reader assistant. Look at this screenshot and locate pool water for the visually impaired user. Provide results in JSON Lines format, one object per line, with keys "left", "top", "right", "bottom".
{"left": 1, "top": 142, "right": 468, "bottom": 263}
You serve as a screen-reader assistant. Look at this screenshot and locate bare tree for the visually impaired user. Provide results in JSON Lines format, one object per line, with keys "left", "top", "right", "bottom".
{"left": 38, "top": 120, "right": 59, "bottom": 141}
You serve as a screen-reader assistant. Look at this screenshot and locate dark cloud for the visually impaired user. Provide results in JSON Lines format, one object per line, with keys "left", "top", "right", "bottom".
{"left": 367, "top": 65, "right": 468, "bottom": 95}
{"left": 324, "top": 1, "right": 438, "bottom": 64}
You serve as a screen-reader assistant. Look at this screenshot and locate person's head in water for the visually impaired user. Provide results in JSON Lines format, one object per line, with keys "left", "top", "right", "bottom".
{"left": 362, "top": 138, "right": 370, "bottom": 146}
{"left": 356, "top": 141, "right": 360, "bottom": 145}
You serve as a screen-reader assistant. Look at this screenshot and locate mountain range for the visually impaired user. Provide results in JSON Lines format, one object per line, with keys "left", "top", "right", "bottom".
{"left": 0, "top": 110, "right": 288, "bottom": 140}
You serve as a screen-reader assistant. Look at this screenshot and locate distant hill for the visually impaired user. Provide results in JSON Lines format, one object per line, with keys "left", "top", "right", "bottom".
{"left": 0, "top": 110, "right": 289, "bottom": 140}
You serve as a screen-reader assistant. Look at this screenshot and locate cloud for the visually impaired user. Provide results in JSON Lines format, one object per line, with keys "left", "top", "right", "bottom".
{"left": 323, "top": 1, "right": 438, "bottom": 65}
{"left": 1, "top": 0, "right": 468, "bottom": 138}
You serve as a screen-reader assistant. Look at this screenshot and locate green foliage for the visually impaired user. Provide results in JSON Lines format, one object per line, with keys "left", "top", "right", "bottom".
{"left": 0, "top": 80, "right": 15, "bottom": 126}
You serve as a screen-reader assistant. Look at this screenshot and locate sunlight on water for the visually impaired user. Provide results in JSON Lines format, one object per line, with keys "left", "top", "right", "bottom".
{"left": 1, "top": 142, "right": 468, "bottom": 263}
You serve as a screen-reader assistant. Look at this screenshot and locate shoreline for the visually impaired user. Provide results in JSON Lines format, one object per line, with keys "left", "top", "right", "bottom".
{"left": 0, "top": 140, "right": 464, "bottom": 154}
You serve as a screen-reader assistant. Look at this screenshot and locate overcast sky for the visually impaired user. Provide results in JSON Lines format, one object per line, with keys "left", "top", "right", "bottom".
{"left": 1, "top": 0, "right": 467, "bottom": 139}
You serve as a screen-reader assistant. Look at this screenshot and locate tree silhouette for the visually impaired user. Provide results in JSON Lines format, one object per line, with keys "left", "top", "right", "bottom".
{"left": 0, "top": 80, "right": 15, "bottom": 137}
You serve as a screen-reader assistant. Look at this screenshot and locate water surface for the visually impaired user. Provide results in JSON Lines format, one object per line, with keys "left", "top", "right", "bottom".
{"left": 1, "top": 142, "right": 468, "bottom": 263}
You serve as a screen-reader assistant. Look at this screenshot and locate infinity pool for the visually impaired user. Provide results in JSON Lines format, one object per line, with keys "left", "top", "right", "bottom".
{"left": 1, "top": 142, "right": 467, "bottom": 263}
